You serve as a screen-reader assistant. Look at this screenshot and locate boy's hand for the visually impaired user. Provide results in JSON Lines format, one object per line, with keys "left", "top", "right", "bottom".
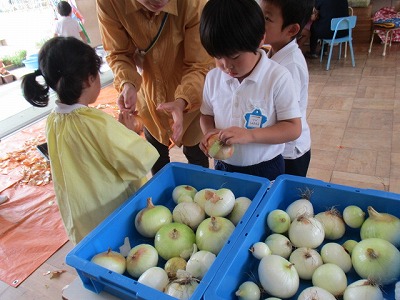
{"left": 118, "top": 111, "right": 143, "bottom": 134}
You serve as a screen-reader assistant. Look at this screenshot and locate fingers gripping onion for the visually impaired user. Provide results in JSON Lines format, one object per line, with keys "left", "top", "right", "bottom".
{"left": 91, "top": 248, "right": 126, "bottom": 274}
{"left": 360, "top": 206, "right": 400, "bottom": 247}
{"left": 343, "top": 279, "right": 384, "bottom": 300}
{"left": 206, "top": 133, "right": 234, "bottom": 160}
{"left": 288, "top": 215, "right": 325, "bottom": 249}
{"left": 135, "top": 197, "right": 172, "bottom": 238}
{"left": 258, "top": 254, "right": 299, "bottom": 298}
{"left": 351, "top": 237, "right": 400, "bottom": 285}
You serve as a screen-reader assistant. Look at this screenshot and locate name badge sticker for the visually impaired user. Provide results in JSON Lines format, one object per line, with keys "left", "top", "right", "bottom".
{"left": 244, "top": 108, "right": 267, "bottom": 129}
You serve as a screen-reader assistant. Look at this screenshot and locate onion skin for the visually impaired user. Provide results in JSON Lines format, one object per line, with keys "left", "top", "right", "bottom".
{"left": 235, "top": 281, "right": 260, "bottom": 300}
{"left": 343, "top": 279, "right": 384, "bottom": 300}
{"left": 172, "top": 185, "right": 197, "bottom": 204}
{"left": 206, "top": 133, "right": 234, "bottom": 160}
{"left": 173, "top": 202, "right": 205, "bottom": 230}
{"left": 286, "top": 198, "right": 314, "bottom": 221}
{"left": 360, "top": 206, "right": 400, "bottom": 247}
{"left": 265, "top": 233, "right": 293, "bottom": 259}
{"left": 204, "top": 188, "right": 235, "bottom": 217}
{"left": 91, "top": 249, "right": 126, "bottom": 274}
{"left": 135, "top": 197, "right": 172, "bottom": 238}
{"left": 164, "top": 257, "right": 187, "bottom": 278}
{"left": 258, "top": 254, "right": 299, "bottom": 298}
{"left": 267, "top": 209, "right": 291, "bottom": 234}
{"left": 228, "top": 197, "right": 252, "bottom": 226}
{"left": 351, "top": 237, "right": 400, "bottom": 285}
{"left": 320, "top": 242, "right": 352, "bottom": 273}
{"left": 343, "top": 205, "right": 365, "bottom": 228}
{"left": 138, "top": 266, "right": 169, "bottom": 292}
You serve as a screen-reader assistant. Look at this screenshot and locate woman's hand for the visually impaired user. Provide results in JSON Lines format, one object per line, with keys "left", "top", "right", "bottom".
{"left": 157, "top": 98, "right": 187, "bottom": 143}
{"left": 117, "top": 83, "right": 138, "bottom": 113}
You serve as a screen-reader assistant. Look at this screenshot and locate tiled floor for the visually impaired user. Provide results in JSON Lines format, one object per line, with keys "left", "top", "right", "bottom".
{"left": 0, "top": 40, "right": 399, "bottom": 299}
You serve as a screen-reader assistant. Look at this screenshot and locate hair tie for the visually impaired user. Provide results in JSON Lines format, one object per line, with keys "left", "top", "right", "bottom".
{"left": 34, "top": 69, "right": 42, "bottom": 77}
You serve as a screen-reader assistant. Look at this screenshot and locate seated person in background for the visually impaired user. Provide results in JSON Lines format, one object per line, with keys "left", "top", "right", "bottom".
{"left": 297, "top": 7, "right": 318, "bottom": 52}
{"left": 54, "top": 1, "right": 88, "bottom": 43}
{"left": 308, "top": 0, "right": 349, "bottom": 58}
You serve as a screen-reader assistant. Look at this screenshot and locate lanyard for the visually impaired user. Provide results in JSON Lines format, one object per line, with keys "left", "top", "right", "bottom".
{"left": 137, "top": 12, "right": 169, "bottom": 56}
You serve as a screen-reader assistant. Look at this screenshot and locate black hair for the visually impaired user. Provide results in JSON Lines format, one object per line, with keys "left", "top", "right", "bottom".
{"left": 262, "top": 0, "right": 314, "bottom": 32}
{"left": 57, "top": 1, "right": 72, "bottom": 17}
{"left": 200, "top": 0, "right": 265, "bottom": 58}
{"left": 21, "top": 37, "right": 101, "bottom": 107}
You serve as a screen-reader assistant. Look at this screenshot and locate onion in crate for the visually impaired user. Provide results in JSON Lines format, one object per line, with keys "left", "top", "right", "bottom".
{"left": 91, "top": 249, "right": 126, "bottom": 274}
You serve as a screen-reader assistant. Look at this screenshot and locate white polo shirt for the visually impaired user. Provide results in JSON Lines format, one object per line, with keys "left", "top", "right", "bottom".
{"left": 270, "top": 39, "right": 311, "bottom": 159}
{"left": 54, "top": 16, "right": 82, "bottom": 40}
{"left": 201, "top": 49, "right": 301, "bottom": 166}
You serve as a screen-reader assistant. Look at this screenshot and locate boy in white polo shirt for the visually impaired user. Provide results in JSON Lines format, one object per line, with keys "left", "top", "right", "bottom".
{"left": 54, "top": 1, "right": 88, "bottom": 43}
{"left": 259, "top": 0, "right": 313, "bottom": 177}
{"left": 199, "top": 0, "right": 301, "bottom": 181}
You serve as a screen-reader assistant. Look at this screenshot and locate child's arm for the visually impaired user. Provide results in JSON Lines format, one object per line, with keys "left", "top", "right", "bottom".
{"left": 218, "top": 118, "right": 301, "bottom": 146}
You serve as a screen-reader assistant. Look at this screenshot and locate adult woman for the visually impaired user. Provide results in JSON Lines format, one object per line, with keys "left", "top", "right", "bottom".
{"left": 96, "top": 0, "right": 214, "bottom": 174}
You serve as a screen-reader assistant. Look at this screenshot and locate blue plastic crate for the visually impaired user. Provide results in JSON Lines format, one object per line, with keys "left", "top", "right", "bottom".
{"left": 204, "top": 174, "right": 400, "bottom": 299}
{"left": 66, "top": 162, "right": 270, "bottom": 300}
{"left": 22, "top": 53, "right": 39, "bottom": 70}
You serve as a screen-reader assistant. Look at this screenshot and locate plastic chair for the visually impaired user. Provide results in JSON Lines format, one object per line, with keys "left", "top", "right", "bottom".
{"left": 320, "top": 15, "right": 357, "bottom": 70}
{"left": 344, "top": 7, "right": 354, "bottom": 58}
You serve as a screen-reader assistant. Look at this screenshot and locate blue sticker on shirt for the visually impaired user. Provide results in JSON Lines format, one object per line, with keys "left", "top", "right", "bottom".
{"left": 244, "top": 108, "right": 267, "bottom": 129}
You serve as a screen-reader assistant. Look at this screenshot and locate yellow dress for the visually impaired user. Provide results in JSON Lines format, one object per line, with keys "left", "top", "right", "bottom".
{"left": 46, "top": 102, "right": 159, "bottom": 244}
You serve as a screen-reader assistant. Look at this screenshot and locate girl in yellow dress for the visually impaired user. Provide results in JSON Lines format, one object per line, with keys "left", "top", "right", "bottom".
{"left": 21, "top": 37, "right": 159, "bottom": 244}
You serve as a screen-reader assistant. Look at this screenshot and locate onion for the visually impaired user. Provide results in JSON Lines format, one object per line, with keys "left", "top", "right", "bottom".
{"left": 320, "top": 242, "right": 352, "bottom": 273}
{"left": 267, "top": 209, "right": 291, "bottom": 234}
{"left": 206, "top": 133, "right": 234, "bottom": 160}
{"left": 343, "top": 205, "right": 365, "bottom": 228}
{"left": 164, "top": 270, "right": 199, "bottom": 300}
{"left": 173, "top": 202, "right": 205, "bottom": 230}
{"left": 126, "top": 244, "right": 158, "bottom": 278}
{"left": 135, "top": 197, "right": 172, "bottom": 238}
{"left": 286, "top": 192, "right": 314, "bottom": 221}
{"left": 235, "top": 281, "right": 260, "bottom": 300}
{"left": 228, "top": 196, "right": 252, "bottom": 225}
{"left": 138, "top": 266, "right": 169, "bottom": 291}
{"left": 289, "top": 247, "right": 322, "bottom": 280}
{"left": 154, "top": 222, "right": 196, "bottom": 260}
{"left": 265, "top": 233, "right": 293, "bottom": 259}
{"left": 258, "top": 254, "right": 299, "bottom": 298}
{"left": 298, "top": 286, "right": 336, "bottom": 300}
{"left": 342, "top": 239, "right": 358, "bottom": 255}
{"left": 194, "top": 188, "right": 216, "bottom": 210}
{"left": 196, "top": 216, "right": 235, "bottom": 255}
{"left": 164, "top": 257, "right": 187, "bottom": 278}
{"left": 352, "top": 237, "right": 400, "bottom": 285}
{"left": 172, "top": 185, "right": 197, "bottom": 204}
{"left": 249, "top": 242, "right": 271, "bottom": 260}
{"left": 288, "top": 215, "right": 325, "bottom": 248}
{"left": 312, "top": 263, "right": 347, "bottom": 296}
{"left": 91, "top": 248, "right": 126, "bottom": 274}
{"left": 343, "top": 279, "right": 383, "bottom": 300}
{"left": 186, "top": 249, "right": 216, "bottom": 279}
{"left": 315, "top": 208, "right": 346, "bottom": 240}
{"left": 360, "top": 206, "right": 400, "bottom": 247}
{"left": 204, "top": 188, "right": 235, "bottom": 217}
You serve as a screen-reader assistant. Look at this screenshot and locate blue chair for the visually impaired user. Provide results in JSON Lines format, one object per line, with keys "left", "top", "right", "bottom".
{"left": 320, "top": 16, "right": 357, "bottom": 70}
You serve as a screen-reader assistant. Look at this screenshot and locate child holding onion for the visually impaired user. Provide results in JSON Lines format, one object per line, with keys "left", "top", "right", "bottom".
{"left": 199, "top": 0, "right": 302, "bottom": 181}
{"left": 21, "top": 37, "right": 159, "bottom": 244}
{"left": 259, "top": 0, "right": 313, "bottom": 177}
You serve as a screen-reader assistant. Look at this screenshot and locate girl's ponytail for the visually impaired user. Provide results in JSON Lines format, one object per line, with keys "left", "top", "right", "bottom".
{"left": 21, "top": 69, "right": 50, "bottom": 107}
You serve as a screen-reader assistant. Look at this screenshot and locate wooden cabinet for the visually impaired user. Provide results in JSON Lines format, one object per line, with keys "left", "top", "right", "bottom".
{"left": 352, "top": 5, "right": 373, "bottom": 43}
